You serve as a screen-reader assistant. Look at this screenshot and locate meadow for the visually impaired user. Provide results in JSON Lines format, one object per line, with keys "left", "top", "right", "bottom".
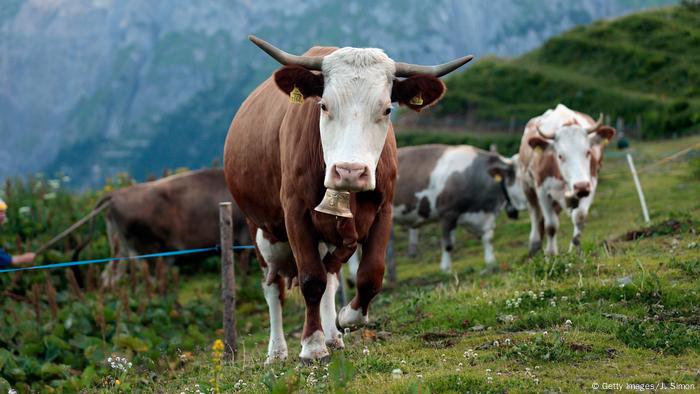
{"left": 20, "top": 136, "right": 688, "bottom": 393}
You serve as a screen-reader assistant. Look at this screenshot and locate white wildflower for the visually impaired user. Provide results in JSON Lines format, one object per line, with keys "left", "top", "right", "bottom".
{"left": 43, "top": 192, "right": 56, "bottom": 200}
{"left": 392, "top": 368, "right": 403, "bottom": 379}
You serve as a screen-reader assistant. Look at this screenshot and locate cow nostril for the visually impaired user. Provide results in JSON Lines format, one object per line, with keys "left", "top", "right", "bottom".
{"left": 574, "top": 182, "right": 591, "bottom": 197}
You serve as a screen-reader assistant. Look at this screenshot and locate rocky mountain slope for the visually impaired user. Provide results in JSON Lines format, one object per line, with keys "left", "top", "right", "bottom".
{"left": 0, "top": 0, "right": 676, "bottom": 185}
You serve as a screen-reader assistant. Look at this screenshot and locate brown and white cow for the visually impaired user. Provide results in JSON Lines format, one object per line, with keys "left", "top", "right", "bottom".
{"left": 519, "top": 104, "right": 615, "bottom": 256}
{"left": 224, "top": 36, "right": 472, "bottom": 363}
{"left": 96, "top": 169, "right": 251, "bottom": 285}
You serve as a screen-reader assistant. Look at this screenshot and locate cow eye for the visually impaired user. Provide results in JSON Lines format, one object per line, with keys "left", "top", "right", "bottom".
{"left": 558, "top": 154, "right": 564, "bottom": 161}
{"left": 384, "top": 107, "right": 392, "bottom": 116}
{"left": 320, "top": 103, "right": 328, "bottom": 112}
{"left": 586, "top": 150, "right": 591, "bottom": 157}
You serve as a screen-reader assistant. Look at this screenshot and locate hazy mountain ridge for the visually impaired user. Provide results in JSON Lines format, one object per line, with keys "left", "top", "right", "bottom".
{"left": 0, "top": 0, "right": 676, "bottom": 185}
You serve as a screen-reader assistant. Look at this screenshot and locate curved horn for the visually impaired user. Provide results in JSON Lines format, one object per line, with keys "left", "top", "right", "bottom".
{"left": 586, "top": 113, "right": 604, "bottom": 134}
{"left": 394, "top": 55, "right": 475, "bottom": 78}
{"left": 249, "top": 35, "right": 323, "bottom": 71}
{"left": 536, "top": 125, "right": 555, "bottom": 140}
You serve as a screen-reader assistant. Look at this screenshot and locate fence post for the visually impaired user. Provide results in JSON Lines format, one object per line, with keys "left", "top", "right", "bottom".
{"left": 219, "top": 202, "right": 237, "bottom": 361}
{"left": 626, "top": 154, "right": 651, "bottom": 224}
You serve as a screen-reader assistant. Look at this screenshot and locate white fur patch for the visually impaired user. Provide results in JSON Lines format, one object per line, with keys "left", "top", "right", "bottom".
{"left": 299, "top": 330, "right": 329, "bottom": 361}
{"left": 320, "top": 273, "right": 344, "bottom": 349}
{"left": 337, "top": 305, "right": 367, "bottom": 330}
{"left": 346, "top": 249, "right": 360, "bottom": 283}
{"left": 263, "top": 281, "right": 287, "bottom": 364}
{"left": 256, "top": 229, "right": 292, "bottom": 264}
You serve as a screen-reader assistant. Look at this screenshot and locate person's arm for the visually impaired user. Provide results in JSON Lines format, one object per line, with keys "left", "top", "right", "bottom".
{"left": 0, "top": 249, "right": 12, "bottom": 269}
{"left": 12, "top": 252, "right": 36, "bottom": 265}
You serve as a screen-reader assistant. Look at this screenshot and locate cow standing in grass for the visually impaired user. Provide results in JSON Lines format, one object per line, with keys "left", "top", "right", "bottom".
{"left": 224, "top": 36, "right": 472, "bottom": 363}
{"left": 519, "top": 104, "right": 615, "bottom": 256}
{"left": 346, "top": 145, "right": 527, "bottom": 282}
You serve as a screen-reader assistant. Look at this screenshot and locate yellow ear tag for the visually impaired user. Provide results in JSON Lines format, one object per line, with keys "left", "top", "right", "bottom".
{"left": 602, "top": 138, "right": 609, "bottom": 145}
{"left": 493, "top": 174, "right": 503, "bottom": 183}
{"left": 290, "top": 85, "right": 304, "bottom": 104}
{"left": 534, "top": 146, "right": 543, "bottom": 154}
{"left": 409, "top": 93, "right": 423, "bottom": 106}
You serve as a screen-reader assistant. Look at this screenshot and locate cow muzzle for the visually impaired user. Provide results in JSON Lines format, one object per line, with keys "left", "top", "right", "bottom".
{"left": 328, "top": 162, "right": 371, "bottom": 192}
{"left": 573, "top": 181, "right": 591, "bottom": 199}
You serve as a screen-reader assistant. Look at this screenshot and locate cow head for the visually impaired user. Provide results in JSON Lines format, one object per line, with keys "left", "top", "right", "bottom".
{"left": 250, "top": 36, "right": 473, "bottom": 192}
{"left": 527, "top": 114, "right": 615, "bottom": 206}
{"left": 488, "top": 153, "right": 528, "bottom": 218}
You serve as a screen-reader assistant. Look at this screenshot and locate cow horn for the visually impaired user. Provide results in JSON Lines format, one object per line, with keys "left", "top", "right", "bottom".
{"left": 394, "top": 55, "right": 475, "bottom": 78}
{"left": 586, "top": 113, "right": 604, "bottom": 134}
{"left": 249, "top": 35, "right": 324, "bottom": 71}
{"left": 536, "top": 125, "right": 555, "bottom": 140}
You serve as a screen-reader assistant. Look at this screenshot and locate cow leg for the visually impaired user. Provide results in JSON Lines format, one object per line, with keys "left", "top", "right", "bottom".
{"left": 320, "top": 269, "right": 344, "bottom": 350}
{"left": 254, "top": 229, "right": 291, "bottom": 364}
{"left": 480, "top": 213, "right": 497, "bottom": 266}
{"left": 537, "top": 190, "right": 560, "bottom": 256}
{"left": 345, "top": 247, "right": 361, "bottom": 288}
{"left": 407, "top": 228, "right": 419, "bottom": 258}
{"left": 439, "top": 219, "right": 457, "bottom": 273}
{"left": 569, "top": 188, "right": 594, "bottom": 253}
{"left": 338, "top": 205, "right": 391, "bottom": 331}
{"left": 525, "top": 186, "right": 543, "bottom": 256}
{"left": 282, "top": 204, "right": 329, "bottom": 363}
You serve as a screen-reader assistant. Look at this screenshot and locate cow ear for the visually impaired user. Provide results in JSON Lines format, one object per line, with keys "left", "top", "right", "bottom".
{"left": 487, "top": 158, "right": 512, "bottom": 182}
{"left": 391, "top": 75, "right": 446, "bottom": 112}
{"left": 274, "top": 65, "right": 324, "bottom": 98}
{"left": 528, "top": 136, "right": 551, "bottom": 152}
{"left": 590, "top": 126, "right": 616, "bottom": 145}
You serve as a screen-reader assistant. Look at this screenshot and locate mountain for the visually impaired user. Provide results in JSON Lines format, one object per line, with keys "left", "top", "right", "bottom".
{"left": 430, "top": 2, "right": 700, "bottom": 138}
{"left": 0, "top": 0, "right": 677, "bottom": 185}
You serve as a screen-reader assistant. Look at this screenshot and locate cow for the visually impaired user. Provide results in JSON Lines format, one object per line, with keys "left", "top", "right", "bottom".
{"left": 519, "top": 104, "right": 615, "bottom": 256}
{"left": 224, "top": 36, "right": 472, "bottom": 364}
{"left": 77, "top": 169, "right": 252, "bottom": 286}
{"left": 346, "top": 144, "right": 527, "bottom": 281}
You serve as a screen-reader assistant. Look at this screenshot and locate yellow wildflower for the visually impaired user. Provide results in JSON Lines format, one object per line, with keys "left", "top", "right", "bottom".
{"left": 212, "top": 339, "right": 225, "bottom": 352}
{"left": 115, "top": 379, "right": 121, "bottom": 385}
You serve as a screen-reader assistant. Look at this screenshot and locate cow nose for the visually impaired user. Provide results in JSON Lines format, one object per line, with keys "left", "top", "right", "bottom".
{"left": 331, "top": 162, "right": 370, "bottom": 191}
{"left": 573, "top": 181, "right": 591, "bottom": 198}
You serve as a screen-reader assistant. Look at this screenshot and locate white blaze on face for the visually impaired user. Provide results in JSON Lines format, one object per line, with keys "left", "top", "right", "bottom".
{"left": 319, "top": 48, "right": 396, "bottom": 191}
{"left": 551, "top": 127, "right": 593, "bottom": 194}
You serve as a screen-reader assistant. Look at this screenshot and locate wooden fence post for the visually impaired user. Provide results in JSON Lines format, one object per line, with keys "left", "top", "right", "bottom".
{"left": 219, "top": 202, "right": 237, "bottom": 361}
{"left": 626, "top": 154, "right": 651, "bottom": 224}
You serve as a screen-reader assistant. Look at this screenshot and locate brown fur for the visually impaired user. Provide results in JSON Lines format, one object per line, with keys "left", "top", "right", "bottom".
{"left": 224, "top": 46, "right": 398, "bottom": 338}
{"left": 104, "top": 169, "right": 251, "bottom": 266}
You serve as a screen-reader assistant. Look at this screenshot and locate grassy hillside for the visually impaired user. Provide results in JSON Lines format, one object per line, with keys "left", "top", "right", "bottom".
{"left": 436, "top": 4, "right": 700, "bottom": 138}
{"left": 57, "top": 135, "right": 696, "bottom": 393}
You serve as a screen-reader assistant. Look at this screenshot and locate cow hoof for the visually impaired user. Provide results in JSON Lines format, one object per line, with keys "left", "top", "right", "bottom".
{"left": 336, "top": 305, "right": 367, "bottom": 331}
{"left": 299, "top": 331, "right": 329, "bottom": 363}
{"left": 480, "top": 264, "right": 500, "bottom": 276}
{"left": 528, "top": 242, "right": 542, "bottom": 257}
{"left": 325, "top": 336, "right": 345, "bottom": 350}
{"left": 264, "top": 353, "right": 287, "bottom": 366}
{"left": 300, "top": 354, "right": 331, "bottom": 366}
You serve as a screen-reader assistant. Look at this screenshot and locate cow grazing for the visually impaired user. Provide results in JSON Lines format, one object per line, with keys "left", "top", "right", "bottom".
{"left": 224, "top": 36, "right": 472, "bottom": 363}
{"left": 347, "top": 144, "right": 526, "bottom": 280}
{"left": 519, "top": 104, "right": 615, "bottom": 256}
{"left": 97, "top": 169, "right": 251, "bottom": 285}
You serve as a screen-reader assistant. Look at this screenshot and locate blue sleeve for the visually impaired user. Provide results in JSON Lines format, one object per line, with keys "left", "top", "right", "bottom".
{"left": 0, "top": 249, "right": 12, "bottom": 268}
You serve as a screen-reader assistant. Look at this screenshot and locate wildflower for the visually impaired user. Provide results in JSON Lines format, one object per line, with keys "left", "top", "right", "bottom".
{"left": 49, "top": 179, "right": 61, "bottom": 190}
{"left": 401, "top": 359, "right": 406, "bottom": 364}
{"left": 43, "top": 192, "right": 56, "bottom": 200}
{"left": 504, "top": 338, "right": 512, "bottom": 346}
{"left": 543, "top": 331, "right": 549, "bottom": 336}
{"left": 487, "top": 376, "right": 493, "bottom": 383}
{"left": 549, "top": 300, "right": 556, "bottom": 307}
{"left": 391, "top": 368, "right": 403, "bottom": 379}
{"left": 19, "top": 206, "right": 30, "bottom": 215}
{"left": 417, "top": 374, "right": 423, "bottom": 379}
{"left": 212, "top": 339, "right": 225, "bottom": 352}
{"left": 62, "top": 175, "right": 71, "bottom": 183}
{"left": 115, "top": 379, "right": 121, "bottom": 385}
{"left": 564, "top": 319, "right": 573, "bottom": 326}
{"left": 493, "top": 340, "right": 500, "bottom": 347}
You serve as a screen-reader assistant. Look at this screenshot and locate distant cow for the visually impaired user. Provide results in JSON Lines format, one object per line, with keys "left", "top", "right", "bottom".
{"left": 519, "top": 104, "right": 615, "bottom": 255}
{"left": 347, "top": 144, "right": 527, "bottom": 280}
{"left": 224, "top": 36, "right": 472, "bottom": 364}
{"left": 96, "top": 169, "right": 251, "bottom": 285}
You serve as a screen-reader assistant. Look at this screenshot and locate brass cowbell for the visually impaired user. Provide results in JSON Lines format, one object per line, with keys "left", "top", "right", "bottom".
{"left": 314, "top": 189, "right": 353, "bottom": 218}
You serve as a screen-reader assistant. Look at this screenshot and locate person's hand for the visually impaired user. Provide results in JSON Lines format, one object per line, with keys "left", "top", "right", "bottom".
{"left": 12, "top": 252, "right": 36, "bottom": 266}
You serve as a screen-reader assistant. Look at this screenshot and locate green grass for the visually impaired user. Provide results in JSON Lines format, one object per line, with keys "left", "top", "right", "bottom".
{"left": 71, "top": 135, "right": 699, "bottom": 393}
{"left": 436, "top": 4, "right": 700, "bottom": 138}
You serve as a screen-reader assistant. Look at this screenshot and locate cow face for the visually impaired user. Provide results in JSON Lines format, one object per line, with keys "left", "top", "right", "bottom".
{"left": 274, "top": 49, "right": 445, "bottom": 192}
{"left": 488, "top": 154, "right": 528, "bottom": 216}
{"left": 528, "top": 126, "right": 615, "bottom": 204}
